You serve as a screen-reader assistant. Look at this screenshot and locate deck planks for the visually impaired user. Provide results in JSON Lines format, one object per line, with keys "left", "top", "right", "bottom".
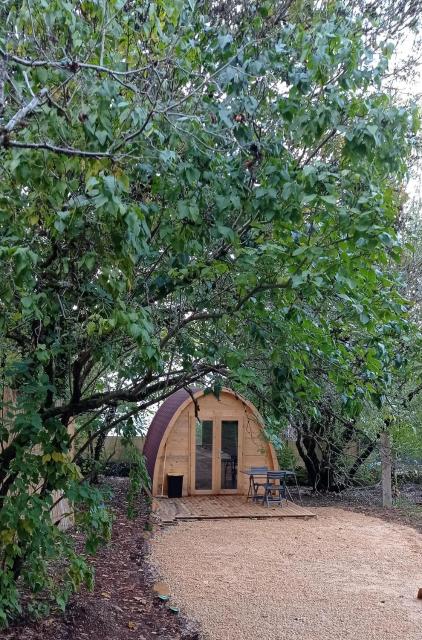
{"left": 154, "top": 495, "right": 315, "bottom": 524}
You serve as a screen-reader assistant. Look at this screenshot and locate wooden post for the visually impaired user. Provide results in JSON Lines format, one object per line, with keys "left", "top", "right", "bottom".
{"left": 380, "top": 431, "right": 392, "bottom": 508}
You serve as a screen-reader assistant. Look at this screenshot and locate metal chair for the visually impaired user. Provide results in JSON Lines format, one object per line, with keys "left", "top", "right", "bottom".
{"left": 284, "top": 470, "right": 303, "bottom": 505}
{"left": 263, "top": 471, "right": 287, "bottom": 507}
{"left": 249, "top": 466, "right": 268, "bottom": 501}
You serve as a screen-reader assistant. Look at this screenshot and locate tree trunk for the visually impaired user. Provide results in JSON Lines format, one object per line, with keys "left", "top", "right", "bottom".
{"left": 380, "top": 431, "right": 392, "bottom": 508}
{"left": 296, "top": 433, "right": 319, "bottom": 490}
{"left": 347, "top": 440, "right": 376, "bottom": 482}
{"left": 296, "top": 422, "right": 378, "bottom": 493}
{"left": 91, "top": 430, "right": 107, "bottom": 484}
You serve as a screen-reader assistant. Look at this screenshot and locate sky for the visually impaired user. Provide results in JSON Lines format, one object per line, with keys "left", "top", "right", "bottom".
{"left": 394, "top": 32, "right": 422, "bottom": 201}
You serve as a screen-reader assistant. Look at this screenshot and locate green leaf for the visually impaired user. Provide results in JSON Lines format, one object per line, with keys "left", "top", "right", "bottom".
{"left": 320, "top": 195, "right": 337, "bottom": 205}
{"left": 378, "top": 232, "right": 394, "bottom": 247}
{"left": 216, "top": 224, "right": 235, "bottom": 241}
{"left": 366, "top": 124, "right": 378, "bottom": 139}
{"left": 218, "top": 34, "right": 233, "bottom": 50}
{"left": 95, "top": 130, "right": 108, "bottom": 145}
{"left": 291, "top": 273, "right": 306, "bottom": 288}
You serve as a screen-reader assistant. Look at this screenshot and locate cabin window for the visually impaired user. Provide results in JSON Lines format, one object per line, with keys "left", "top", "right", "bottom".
{"left": 195, "top": 420, "right": 213, "bottom": 490}
{"left": 221, "top": 420, "right": 238, "bottom": 489}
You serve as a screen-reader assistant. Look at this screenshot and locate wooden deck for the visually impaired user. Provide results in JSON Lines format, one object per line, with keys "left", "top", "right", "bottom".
{"left": 153, "top": 495, "right": 315, "bottom": 524}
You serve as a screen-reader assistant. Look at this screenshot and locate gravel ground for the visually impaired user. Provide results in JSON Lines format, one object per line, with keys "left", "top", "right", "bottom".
{"left": 298, "top": 483, "right": 422, "bottom": 534}
{"left": 151, "top": 508, "right": 422, "bottom": 640}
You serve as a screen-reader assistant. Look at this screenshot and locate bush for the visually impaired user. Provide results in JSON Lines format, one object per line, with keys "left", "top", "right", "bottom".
{"left": 101, "top": 462, "right": 132, "bottom": 477}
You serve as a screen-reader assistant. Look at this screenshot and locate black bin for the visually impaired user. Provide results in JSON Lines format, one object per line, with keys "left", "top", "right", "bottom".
{"left": 167, "top": 474, "right": 183, "bottom": 498}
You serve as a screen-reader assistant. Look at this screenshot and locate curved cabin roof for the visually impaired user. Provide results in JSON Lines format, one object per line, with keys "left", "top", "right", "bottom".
{"left": 143, "top": 388, "right": 193, "bottom": 479}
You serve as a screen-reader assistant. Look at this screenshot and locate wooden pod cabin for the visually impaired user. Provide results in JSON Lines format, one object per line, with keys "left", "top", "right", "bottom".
{"left": 144, "top": 388, "right": 278, "bottom": 497}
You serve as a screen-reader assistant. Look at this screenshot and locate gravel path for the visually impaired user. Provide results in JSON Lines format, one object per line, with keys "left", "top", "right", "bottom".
{"left": 150, "top": 508, "right": 422, "bottom": 640}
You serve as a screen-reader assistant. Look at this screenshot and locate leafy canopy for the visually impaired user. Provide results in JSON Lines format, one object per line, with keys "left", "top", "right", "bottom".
{"left": 0, "top": 0, "right": 417, "bottom": 624}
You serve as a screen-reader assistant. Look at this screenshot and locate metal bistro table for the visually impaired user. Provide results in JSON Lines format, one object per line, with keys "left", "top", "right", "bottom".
{"left": 241, "top": 468, "right": 302, "bottom": 505}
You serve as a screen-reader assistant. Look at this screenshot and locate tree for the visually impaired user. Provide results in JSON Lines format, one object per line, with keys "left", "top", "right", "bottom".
{"left": 0, "top": 0, "right": 418, "bottom": 624}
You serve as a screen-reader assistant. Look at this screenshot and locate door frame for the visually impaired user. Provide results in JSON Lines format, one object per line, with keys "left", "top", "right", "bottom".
{"left": 189, "top": 411, "right": 243, "bottom": 495}
{"left": 216, "top": 414, "right": 243, "bottom": 494}
{"left": 189, "top": 411, "right": 216, "bottom": 495}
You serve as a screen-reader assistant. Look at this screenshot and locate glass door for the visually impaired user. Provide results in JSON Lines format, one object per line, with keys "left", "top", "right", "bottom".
{"left": 194, "top": 419, "right": 214, "bottom": 491}
{"left": 220, "top": 420, "right": 239, "bottom": 491}
{"left": 191, "top": 415, "right": 241, "bottom": 494}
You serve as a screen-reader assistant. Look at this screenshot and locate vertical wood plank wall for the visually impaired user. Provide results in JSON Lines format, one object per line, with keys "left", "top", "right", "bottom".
{"left": 154, "top": 390, "right": 276, "bottom": 496}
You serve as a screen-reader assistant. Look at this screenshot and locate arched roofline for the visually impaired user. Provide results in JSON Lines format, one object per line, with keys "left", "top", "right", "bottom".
{"left": 151, "top": 387, "right": 278, "bottom": 494}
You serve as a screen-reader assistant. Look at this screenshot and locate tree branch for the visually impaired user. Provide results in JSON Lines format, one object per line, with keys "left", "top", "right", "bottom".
{"left": 0, "top": 57, "right": 5, "bottom": 116}
{"left": 405, "top": 381, "right": 422, "bottom": 405}
{"left": 301, "top": 129, "right": 338, "bottom": 167}
{"left": 2, "top": 139, "right": 113, "bottom": 158}
{"left": 1, "top": 88, "right": 48, "bottom": 139}
{"left": 42, "top": 365, "right": 219, "bottom": 421}
{"left": 0, "top": 46, "right": 164, "bottom": 77}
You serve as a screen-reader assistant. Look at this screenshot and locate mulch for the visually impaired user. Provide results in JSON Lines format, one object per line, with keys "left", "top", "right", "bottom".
{"left": 0, "top": 478, "right": 199, "bottom": 640}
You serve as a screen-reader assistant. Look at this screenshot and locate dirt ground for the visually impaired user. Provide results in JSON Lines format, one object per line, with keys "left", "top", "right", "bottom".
{"left": 151, "top": 508, "right": 422, "bottom": 640}
{"left": 0, "top": 479, "right": 199, "bottom": 640}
